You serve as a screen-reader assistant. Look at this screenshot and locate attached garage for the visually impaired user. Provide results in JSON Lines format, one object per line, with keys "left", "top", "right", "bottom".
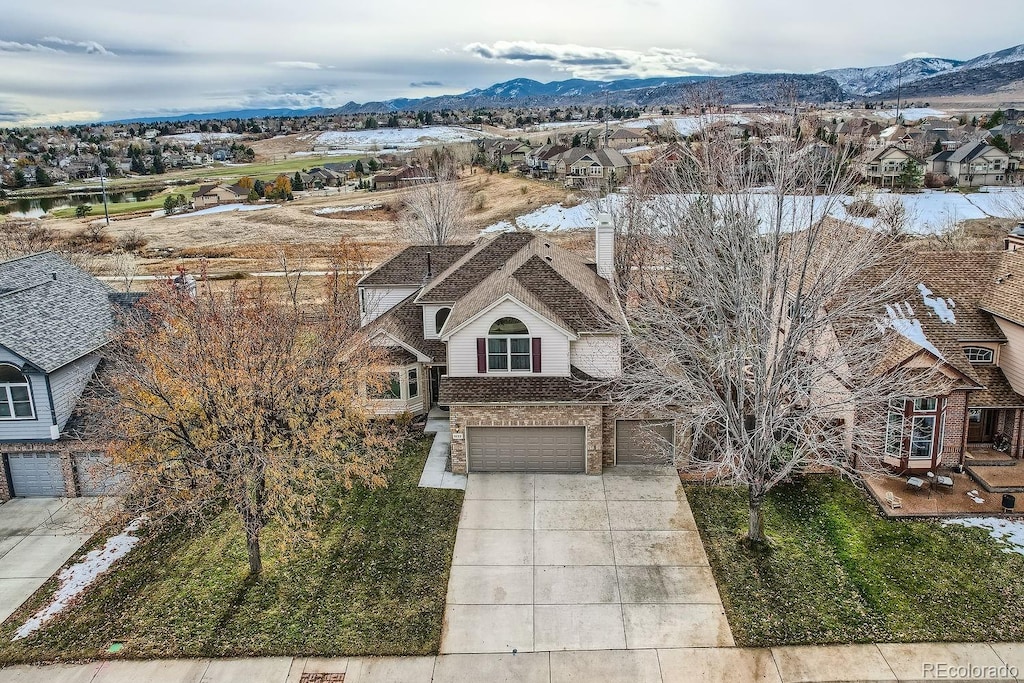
{"left": 74, "top": 453, "right": 125, "bottom": 496}
{"left": 467, "top": 426, "right": 585, "bottom": 473}
{"left": 5, "top": 452, "right": 66, "bottom": 497}
{"left": 616, "top": 420, "right": 675, "bottom": 465}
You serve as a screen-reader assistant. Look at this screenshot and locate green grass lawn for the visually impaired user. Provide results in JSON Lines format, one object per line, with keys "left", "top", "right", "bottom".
{"left": 688, "top": 476, "right": 1024, "bottom": 647}
{"left": 0, "top": 437, "right": 462, "bottom": 664}
{"left": 50, "top": 185, "right": 204, "bottom": 219}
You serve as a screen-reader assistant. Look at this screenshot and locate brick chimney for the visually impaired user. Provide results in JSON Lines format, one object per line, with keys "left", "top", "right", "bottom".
{"left": 595, "top": 212, "right": 614, "bottom": 280}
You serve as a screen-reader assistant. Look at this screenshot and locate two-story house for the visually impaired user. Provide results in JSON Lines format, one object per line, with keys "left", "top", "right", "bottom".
{"left": 0, "top": 252, "right": 128, "bottom": 498}
{"left": 855, "top": 146, "right": 922, "bottom": 187}
{"left": 927, "top": 141, "right": 1012, "bottom": 187}
{"left": 554, "top": 148, "right": 631, "bottom": 191}
{"left": 860, "top": 241, "right": 1024, "bottom": 472}
{"left": 356, "top": 219, "right": 675, "bottom": 474}
{"left": 191, "top": 183, "right": 249, "bottom": 207}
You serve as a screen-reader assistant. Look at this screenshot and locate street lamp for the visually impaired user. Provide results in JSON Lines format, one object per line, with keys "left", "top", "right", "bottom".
{"left": 98, "top": 165, "right": 110, "bottom": 226}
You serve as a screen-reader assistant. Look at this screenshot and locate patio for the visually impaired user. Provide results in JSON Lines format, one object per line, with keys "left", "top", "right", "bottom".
{"left": 862, "top": 471, "right": 1016, "bottom": 518}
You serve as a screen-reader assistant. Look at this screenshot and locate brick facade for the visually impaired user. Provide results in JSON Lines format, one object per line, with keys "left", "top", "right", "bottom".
{"left": 941, "top": 391, "right": 968, "bottom": 466}
{"left": 0, "top": 440, "right": 106, "bottom": 500}
{"left": 448, "top": 404, "right": 605, "bottom": 474}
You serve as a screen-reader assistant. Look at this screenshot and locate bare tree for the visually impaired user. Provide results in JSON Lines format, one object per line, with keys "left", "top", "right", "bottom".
{"left": 110, "top": 251, "right": 140, "bottom": 292}
{"left": 611, "top": 121, "right": 932, "bottom": 544}
{"left": 400, "top": 156, "right": 469, "bottom": 245}
{"left": 873, "top": 194, "right": 919, "bottom": 242}
{"left": 995, "top": 184, "right": 1024, "bottom": 223}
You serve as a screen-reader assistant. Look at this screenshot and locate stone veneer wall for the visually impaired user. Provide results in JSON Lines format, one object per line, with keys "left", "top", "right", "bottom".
{"left": 0, "top": 442, "right": 79, "bottom": 500}
{"left": 448, "top": 404, "right": 604, "bottom": 474}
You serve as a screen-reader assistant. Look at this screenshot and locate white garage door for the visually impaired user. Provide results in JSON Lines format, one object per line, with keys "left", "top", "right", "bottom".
{"left": 74, "top": 453, "right": 126, "bottom": 496}
{"left": 468, "top": 427, "right": 585, "bottom": 473}
{"left": 7, "top": 452, "right": 65, "bottom": 497}
{"left": 616, "top": 420, "right": 674, "bottom": 465}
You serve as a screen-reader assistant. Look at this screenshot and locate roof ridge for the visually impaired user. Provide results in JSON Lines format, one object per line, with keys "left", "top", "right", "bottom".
{"left": 0, "top": 250, "right": 55, "bottom": 267}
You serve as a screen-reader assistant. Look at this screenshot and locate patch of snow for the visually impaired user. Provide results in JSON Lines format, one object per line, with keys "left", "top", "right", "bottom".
{"left": 169, "top": 203, "right": 279, "bottom": 219}
{"left": 918, "top": 283, "right": 956, "bottom": 324}
{"left": 481, "top": 220, "right": 517, "bottom": 234}
{"left": 944, "top": 517, "right": 1024, "bottom": 555}
{"left": 313, "top": 126, "right": 489, "bottom": 151}
{"left": 645, "top": 114, "right": 751, "bottom": 137}
{"left": 619, "top": 145, "right": 652, "bottom": 154}
{"left": 14, "top": 519, "right": 144, "bottom": 640}
{"left": 875, "top": 108, "right": 946, "bottom": 121}
{"left": 313, "top": 204, "right": 381, "bottom": 216}
{"left": 884, "top": 304, "right": 944, "bottom": 359}
{"left": 159, "top": 132, "right": 242, "bottom": 144}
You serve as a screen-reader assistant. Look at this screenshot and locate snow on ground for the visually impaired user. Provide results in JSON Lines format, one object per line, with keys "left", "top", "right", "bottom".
{"left": 159, "top": 132, "right": 242, "bottom": 144}
{"left": 314, "top": 126, "right": 488, "bottom": 151}
{"left": 169, "top": 203, "right": 279, "bottom": 219}
{"left": 486, "top": 187, "right": 1021, "bottom": 236}
{"left": 619, "top": 145, "right": 652, "bottom": 154}
{"left": 875, "top": 108, "right": 946, "bottom": 121}
{"left": 313, "top": 204, "right": 381, "bottom": 216}
{"left": 945, "top": 517, "right": 1024, "bottom": 556}
{"left": 519, "top": 120, "right": 601, "bottom": 131}
{"left": 14, "top": 519, "right": 144, "bottom": 640}
{"left": 645, "top": 114, "right": 751, "bottom": 137}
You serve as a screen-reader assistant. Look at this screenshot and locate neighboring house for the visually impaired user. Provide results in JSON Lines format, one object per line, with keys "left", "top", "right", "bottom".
{"left": 605, "top": 128, "right": 647, "bottom": 150}
{"left": 854, "top": 241, "right": 1024, "bottom": 472}
{"left": 356, "top": 221, "right": 671, "bottom": 474}
{"left": 555, "top": 147, "right": 632, "bottom": 191}
{"left": 927, "top": 141, "right": 1012, "bottom": 187}
{"left": 371, "top": 166, "right": 433, "bottom": 190}
{"left": 191, "top": 183, "right": 249, "bottom": 207}
{"left": 0, "top": 252, "right": 130, "bottom": 499}
{"left": 855, "top": 146, "right": 922, "bottom": 187}
{"left": 525, "top": 144, "right": 569, "bottom": 178}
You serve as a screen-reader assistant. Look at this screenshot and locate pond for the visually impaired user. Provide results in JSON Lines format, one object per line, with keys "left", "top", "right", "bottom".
{"left": 0, "top": 190, "right": 158, "bottom": 218}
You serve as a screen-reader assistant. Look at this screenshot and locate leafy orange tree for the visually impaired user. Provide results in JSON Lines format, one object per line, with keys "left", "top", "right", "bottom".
{"left": 97, "top": 278, "right": 399, "bottom": 575}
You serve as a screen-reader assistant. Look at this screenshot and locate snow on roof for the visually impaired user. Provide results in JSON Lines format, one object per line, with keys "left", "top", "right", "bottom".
{"left": 884, "top": 303, "right": 945, "bottom": 360}
{"left": 918, "top": 283, "right": 956, "bottom": 324}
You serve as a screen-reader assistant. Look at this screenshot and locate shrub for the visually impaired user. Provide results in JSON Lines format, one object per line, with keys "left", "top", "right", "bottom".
{"left": 472, "top": 191, "right": 487, "bottom": 211}
{"left": 75, "top": 204, "right": 92, "bottom": 218}
{"left": 116, "top": 229, "right": 148, "bottom": 252}
{"left": 845, "top": 198, "right": 879, "bottom": 218}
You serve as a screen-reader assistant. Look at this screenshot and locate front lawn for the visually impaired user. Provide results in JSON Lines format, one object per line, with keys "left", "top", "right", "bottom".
{"left": 0, "top": 437, "right": 461, "bottom": 664}
{"left": 688, "top": 476, "right": 1024, "bottom": 646}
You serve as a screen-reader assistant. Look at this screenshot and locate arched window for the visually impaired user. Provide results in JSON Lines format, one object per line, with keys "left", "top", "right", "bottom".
{"left": 963, "top": 346, "right": 994, "bottom": 364}
{"left": 486, "top": 317, "right": 531, "bottom": 371}
{"left": 0, "top": 364, "right": 34, "bottom": 420}
{"left": 435, "top": 307, "right": 451, "bottom": 335}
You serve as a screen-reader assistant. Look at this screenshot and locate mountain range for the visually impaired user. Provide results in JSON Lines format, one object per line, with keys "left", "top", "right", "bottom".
{"left": 106, "top": 43, "right": 1024, "bottom": 124}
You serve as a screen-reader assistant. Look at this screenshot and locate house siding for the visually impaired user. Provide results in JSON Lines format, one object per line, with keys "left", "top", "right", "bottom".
{"left": 449, "top": 404, "right": 604, "bottom": 474}
{"left": 446, "top": 299, "right": 572, "bottom": 377}
{"left": 0, "top": 346, "right": 55, "bottom": 442}
{"left": 993, "top": 317, "right": 1024, "bottom": 394}
{"left": 422, "top": 304, "right": 451, "bottom": 340}
{"left": 359, "top": 286, "right": 419, "bottom": 326}
{"left": 570, "top": 335, "right": 622, "bottom": 379}
{"left": 49, "top": 354, "right": 100, "bottom": 430}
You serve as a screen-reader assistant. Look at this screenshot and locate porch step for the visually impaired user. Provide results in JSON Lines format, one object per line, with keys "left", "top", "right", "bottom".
{"left": 966, "top": 463, "right": 1024, "bottom": 493}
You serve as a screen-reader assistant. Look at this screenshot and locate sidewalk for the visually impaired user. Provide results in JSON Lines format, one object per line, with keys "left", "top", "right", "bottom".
{"left": 2, "top": 642, "right": 1023, "bottom": 683}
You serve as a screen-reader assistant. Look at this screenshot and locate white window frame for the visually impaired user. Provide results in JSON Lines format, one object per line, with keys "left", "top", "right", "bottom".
{"left": 407, "top": 368, "right": 419, "bottom": 398}
{"left": 486, "top": 317, "right": 532, "bottom": 373}
{"left": 963, "top": 346, "right": 994, "bottom": 364}
{"left": 435, "top": 307, "right": 451, "bottom": 335}
{"left": 0, "top": 365, "right": 35, "bottom": 420}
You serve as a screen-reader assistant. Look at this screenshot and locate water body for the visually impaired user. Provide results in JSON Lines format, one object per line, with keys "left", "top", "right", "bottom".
{"left": 0, "top": 190, "right": 157, "bottom": 218}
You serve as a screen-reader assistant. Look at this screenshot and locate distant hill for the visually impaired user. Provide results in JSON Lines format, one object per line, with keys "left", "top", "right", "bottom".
{"left": 821, "top": 57, "right": 963, "bottom": 97}
{"left": 874, "top": 60, "right": 1024, "bottom": 99}
{"left": 104, "top": 107, "right": 331, "bottom": 125}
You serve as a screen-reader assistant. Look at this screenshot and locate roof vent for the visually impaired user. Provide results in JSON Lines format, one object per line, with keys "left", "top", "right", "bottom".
{"left": 544, "top": 256, "right": 552, "bottom": 263}
{"left": 51, "top": 272, "right": 57, "bottom": 281}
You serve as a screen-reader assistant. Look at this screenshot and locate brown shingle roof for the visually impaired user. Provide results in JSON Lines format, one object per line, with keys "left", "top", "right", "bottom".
{"left": 968, "top": 365, "right": 1024, "bottom": 407}
{"left": 982, "top": 249, "right": 1024, "bottom": 326}
{"left": 359, "top": 245, "right": 474, "bottom": 287}
{"left": 417, "top": 232, "right": 537, "bottom": 302}
{"left": 439, "top": 367, "right": 606, "bottom": 404}
{"left": 365, "top": 293, "right": 446, "bottom": 363}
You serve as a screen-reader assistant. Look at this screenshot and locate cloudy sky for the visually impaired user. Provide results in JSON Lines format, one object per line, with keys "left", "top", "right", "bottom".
{"left": 2, "top": 0, "right": 1022, "bottom": 125}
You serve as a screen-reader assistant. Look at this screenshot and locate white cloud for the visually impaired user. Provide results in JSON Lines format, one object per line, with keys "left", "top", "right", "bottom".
{"left": 40, "top": 36, "right": 115, "bottom": 55}
{"left": 463, "top": 40, "right": 736, "bottom": 79}
{"left": 901, "top": 51, "right": 941, "bottom": 60}
{"left": 271, "top": 61, "right": 326, "bottom": 70}
{"left": 3, "top": 110, "right": 104, "bottom": 127}
{"left": 0, "top": 40, "right": 57, "bottom": 53}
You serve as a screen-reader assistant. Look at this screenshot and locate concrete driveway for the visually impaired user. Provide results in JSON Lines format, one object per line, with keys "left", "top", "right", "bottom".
{"left": 0, "top": 498, "right": 103, "bottom": 624}
{"left": 441, "top": 467, "right": 733, "bottom": 653}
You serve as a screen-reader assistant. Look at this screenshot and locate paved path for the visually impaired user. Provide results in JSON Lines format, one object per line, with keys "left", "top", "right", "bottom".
{"left": 418, "top": 409, "right": 465, "bottom": 490}
{"left": 441, "top": 468, "right": 732, "bottom": 653}
{"left": 0, "top": 498, "right": 104, "bottom": 624}
{"left": 3, "top": 643, "right": 1024, "bottom": 682}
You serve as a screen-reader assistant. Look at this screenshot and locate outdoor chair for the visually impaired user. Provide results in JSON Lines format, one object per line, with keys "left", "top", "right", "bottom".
{"left": 935, "top": 475, "right": 954, "bottom": 493}
{"left": 905, "top": 476, "right": 926, "bottom": 492}
{"left": 885, "top": 491, "right": 903, "bottom": 509}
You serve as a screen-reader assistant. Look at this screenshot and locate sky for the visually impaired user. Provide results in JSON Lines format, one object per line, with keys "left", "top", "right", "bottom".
{"left": 2, "top": 0, "right": 1023, "bottom": 126}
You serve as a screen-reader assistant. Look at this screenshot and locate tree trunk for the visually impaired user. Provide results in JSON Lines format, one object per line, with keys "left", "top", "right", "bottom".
{"left": 747, "top": 486, "right": 766, "bottom": 544}
{"left": 244, "top": 516, "right": 263, "bottom": 576}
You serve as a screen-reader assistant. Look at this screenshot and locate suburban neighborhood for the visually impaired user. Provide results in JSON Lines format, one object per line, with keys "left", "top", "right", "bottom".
{"left": 7, "top": 5, "right": 1024, "bottom": 683}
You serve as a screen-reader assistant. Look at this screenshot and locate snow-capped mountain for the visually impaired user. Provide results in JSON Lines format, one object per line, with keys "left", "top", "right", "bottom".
{"left": 820, "top": 58, "right": 962, "bottom": 96}
{"left": 956, "top": 43, "right": 1024, "bottom": 71}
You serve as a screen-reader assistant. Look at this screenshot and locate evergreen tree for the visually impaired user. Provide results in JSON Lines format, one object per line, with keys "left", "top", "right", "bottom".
{"left": 932, "top": 139, "right": 943, "bottom": 155}
{"left": 355, "top": 159, "right": 364, "bottom": 176}
{"left": 898, "top": 160, "right": 923, "bottom": 189}
{"left": 13, "top": 168, "right": 26, "bottom": 188}
{"left": 34, "top": 166, "right": 52, "bottom": 186}
{"left": 252, "top": 179, "right": 265, "bottom": 197}
{"left": 991, "top": 134, "right": 1011, "bottom": 154}
{"left": 368, "top": 158, "right": 379, "bottom": 173}
{"left": 292, "top": 171, "right": 305, "bottom": 191}
{"left": 152, "top": 154, "right": 166, "bottom": 174}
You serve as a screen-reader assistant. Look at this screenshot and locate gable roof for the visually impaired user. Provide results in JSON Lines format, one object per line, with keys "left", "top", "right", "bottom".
{"left": 359, "top": 244, "right": 474, "bottom": 287}
{"left": 417, "top": 232, "right": 537, "bottom": 303}
{"left": 947, "top": 141, "right": 1007, "bottom": 163}
{"left": 0, "top": 252, "right": 118, "bottom": 372}
{"left": 364, "top": 292, "right": 446, "bottom": 363}
{"left": 982, "top": 248, "right": 1024, "bottom": 326}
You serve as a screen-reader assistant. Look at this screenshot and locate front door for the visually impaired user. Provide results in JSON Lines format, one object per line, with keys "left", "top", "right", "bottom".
{"left": 967, "top": 409, "right": 996, "bottom": 443}
{"left": 429, "top": 365, "right": 446, "bottom": 407}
